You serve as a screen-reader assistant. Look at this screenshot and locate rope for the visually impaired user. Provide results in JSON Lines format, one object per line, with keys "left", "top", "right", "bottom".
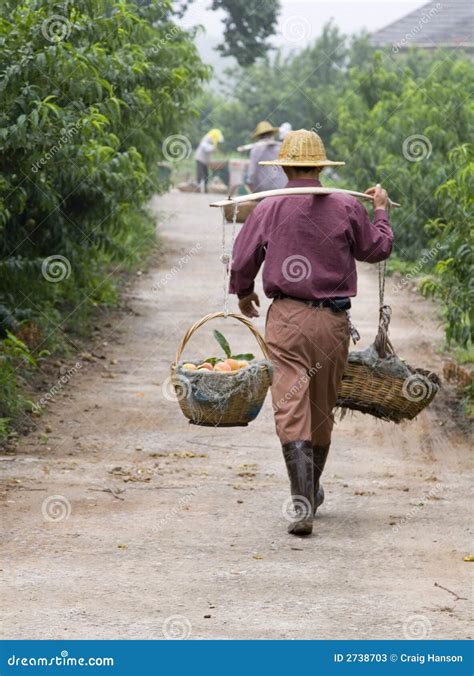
{"left": 378, "top": 259, "right": 387, "bottom": 307}
{"left": 221, "top": 201, "right": 238, "bottom": 317}
{"left": 374, "top": 197, "right": 393, "bottom": 358}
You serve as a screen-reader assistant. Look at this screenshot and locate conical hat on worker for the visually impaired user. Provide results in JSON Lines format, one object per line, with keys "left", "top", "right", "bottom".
{"left": 259, "top": 129, "right": 345, "bottom": 167}
{"left": 252, "top": 120, "right": 279, "bottom": 138}
{"left": 208, "top": 128, "right": 224, "bottom": 145}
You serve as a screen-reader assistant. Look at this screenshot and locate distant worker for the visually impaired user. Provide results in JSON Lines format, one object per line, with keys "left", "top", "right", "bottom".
{"left": 279, "top": 122, "right": 292, "bottom": 140}
{"left": 195, "top": 128, "right": 224, "bottom": 193}
{"left": 246, "top": 121, "right": 287, "bottom": 192}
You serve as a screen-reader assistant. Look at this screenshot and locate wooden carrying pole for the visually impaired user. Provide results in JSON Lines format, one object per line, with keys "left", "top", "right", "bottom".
{"left": 209, "top": 187, "right": 401, "bottom": 209}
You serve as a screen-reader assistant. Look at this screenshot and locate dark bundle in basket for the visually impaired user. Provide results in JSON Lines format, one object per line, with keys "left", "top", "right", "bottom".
{"left": 336, "top": 305, "right": 440, "bottom": 422}
{"left": 170, "top": 312, "right": 272, "bottom": 427}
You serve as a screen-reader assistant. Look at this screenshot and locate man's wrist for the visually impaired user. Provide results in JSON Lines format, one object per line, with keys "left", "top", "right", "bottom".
{"left": 237, "top": 287, "right": 254, "bottom": 299}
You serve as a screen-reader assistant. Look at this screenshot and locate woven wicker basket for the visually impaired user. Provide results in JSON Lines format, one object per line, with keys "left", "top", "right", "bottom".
{"left": 337, "top": 362, "right": 440, "bottom": 422}
{"left": 170, "top": 312, "right": 272, "bottom": 427}
{"left": 336, "top": 306, "right": 440, "bottom": 422}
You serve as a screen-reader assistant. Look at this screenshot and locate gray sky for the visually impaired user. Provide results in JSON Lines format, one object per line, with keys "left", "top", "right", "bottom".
{"left": 181, "top": 0, "right": 429, "bottom": 43}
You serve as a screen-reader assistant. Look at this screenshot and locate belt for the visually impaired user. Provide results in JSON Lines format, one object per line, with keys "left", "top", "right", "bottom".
{"left": 276, "top": 293, "right": 351, "bottom": 312}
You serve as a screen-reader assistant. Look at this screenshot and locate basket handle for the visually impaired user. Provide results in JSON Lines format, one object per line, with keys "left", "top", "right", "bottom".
{"left": 173, "top": 312, "right": 270, "bottom": 364}
{"left": 373, "top": 304, "right": 395, "bottom": 358}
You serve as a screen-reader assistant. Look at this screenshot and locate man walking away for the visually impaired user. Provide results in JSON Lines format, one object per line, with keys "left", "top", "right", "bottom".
{"left": 229, "top": 129, "right": 393, "bottom": 536}
{"left": 195, "top": 128, "right": 224, "bottom": 192}
{"left": 247, "top": 121, "right": 287, "bottom": 193}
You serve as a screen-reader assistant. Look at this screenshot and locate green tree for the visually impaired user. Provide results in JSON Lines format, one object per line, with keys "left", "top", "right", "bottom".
{"left": 332, "top": 50, "right": 474, "bottom": 258}
{"left": 196, "top": 22, "right": 355, "bottom": 153}
{"left": 177, "top": 0, "right": 281, "bottom": 66}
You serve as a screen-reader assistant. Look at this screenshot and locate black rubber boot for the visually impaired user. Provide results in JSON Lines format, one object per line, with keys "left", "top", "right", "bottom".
{"left": 313, "top": 443, "right": 330, "bottom": 516}
{"left": 282, "top": 440, "right": 314, "bottom": 535}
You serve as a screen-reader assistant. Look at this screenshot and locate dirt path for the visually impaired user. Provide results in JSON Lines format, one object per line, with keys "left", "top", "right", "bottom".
{"left": 1, "top": 190, "right": 472, "bottom": 640}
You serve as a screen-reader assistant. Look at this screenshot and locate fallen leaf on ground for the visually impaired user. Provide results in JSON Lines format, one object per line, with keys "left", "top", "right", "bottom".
{"left": 253, "top": 554, "right": 264, "bottom": 560}
{"left": 117, "top": 544, "right": 128, "bottom": 549}
{"left": 108, "top": 465, "right": 156, "bottom": 482}
{"left": 464, "top": 555, "right": 474, "bottom": 562}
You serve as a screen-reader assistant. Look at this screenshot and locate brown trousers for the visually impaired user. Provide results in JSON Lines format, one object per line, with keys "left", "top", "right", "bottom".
{"left": 265, "top": 298, "right": 350, "bottom": 446}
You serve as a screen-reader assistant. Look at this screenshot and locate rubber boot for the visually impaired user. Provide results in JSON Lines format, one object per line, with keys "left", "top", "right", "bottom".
{"left": 313, "top": 443, "right": 330, "bottom": 516}
{"left": 282, "top": 440, "right": 314, "bottom": 535}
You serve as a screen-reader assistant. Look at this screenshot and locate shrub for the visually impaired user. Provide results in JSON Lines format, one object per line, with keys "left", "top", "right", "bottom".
{"left": 420, "top": 144, "right": 473, "bottom": 348}
{"left": 0, "top": 0, "right": 209, "bottom": 436}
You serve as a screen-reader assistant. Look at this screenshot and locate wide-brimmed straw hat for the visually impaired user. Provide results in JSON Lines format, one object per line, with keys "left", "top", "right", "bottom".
{"left": 259, "top": 129, "right": 345, "bottom": 167}
{"left": 252, "top": 121, "right": 279, "bottom": 139}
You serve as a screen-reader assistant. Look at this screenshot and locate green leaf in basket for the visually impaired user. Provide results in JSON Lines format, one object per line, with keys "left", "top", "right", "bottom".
{"left": 203, "top": 356, "right": 220, "bottom": 365}
{"left": 213, "top": 329, "right": 231, "bottom": 358}
{"left": 232, "top": 353, "right": 255, "bottom": 361}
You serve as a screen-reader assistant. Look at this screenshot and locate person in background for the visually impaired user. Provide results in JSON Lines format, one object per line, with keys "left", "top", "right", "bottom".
{"left": 230, "top": 129, "right": 393, "bottom": 536}
{"left": 195, "top": 128, "right": 224, "bottom": 192}
{"left": 279, "top": 122, "right": 292, "bottom": 141}
{"left": 246, "top": 121, "right": 287, "bottom": 193}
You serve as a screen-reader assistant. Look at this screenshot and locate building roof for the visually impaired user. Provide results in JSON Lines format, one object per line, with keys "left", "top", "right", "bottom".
{"left": 370, "top": 0, "right": 473, "bottom": 50}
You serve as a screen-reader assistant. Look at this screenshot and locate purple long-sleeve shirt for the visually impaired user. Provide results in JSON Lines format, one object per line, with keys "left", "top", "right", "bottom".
{"left": 229, "top": 178, "right": 393, "bottom": 300}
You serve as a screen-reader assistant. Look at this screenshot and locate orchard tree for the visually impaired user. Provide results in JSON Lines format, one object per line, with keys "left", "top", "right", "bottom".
{"left": 0, "top": 0, "right": 208, "bottom": 334}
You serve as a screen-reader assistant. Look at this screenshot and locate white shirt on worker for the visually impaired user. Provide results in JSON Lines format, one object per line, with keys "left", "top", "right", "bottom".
{"left": 195, "top": 134, "right": 215, "bottom": 165}
{"left": 247, "top": 140, "right": 287, "bottom": 192}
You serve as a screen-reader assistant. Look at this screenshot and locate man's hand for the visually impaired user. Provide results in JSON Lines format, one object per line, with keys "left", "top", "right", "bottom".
{"left": 238, "top": 292, "right": 260, "bottom": 318}
{"left": 365, "top": 185, "right": 389, "bottom": 210}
